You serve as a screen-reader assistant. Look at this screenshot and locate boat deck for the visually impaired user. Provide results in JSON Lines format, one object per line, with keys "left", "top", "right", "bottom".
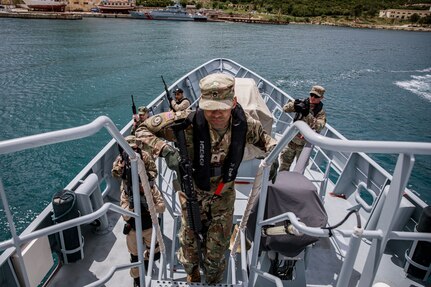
{"left": 47, "top": 164, "right": 424, "bottom": 287}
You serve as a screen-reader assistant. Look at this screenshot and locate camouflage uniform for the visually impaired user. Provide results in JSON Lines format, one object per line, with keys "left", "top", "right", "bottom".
{"left": 135, "top": 74, "right": 277, "bottom": 284}
{"left": 279, "top": 85, "right": 327, "bottom": 172}
{"left": 112, "top": 136, "right": 165, "bottom": 280}
{"left": 171, "top": 88, "right": 191, "bottom": 112}
{"left": 131, "top": 106, "right": 149, "bottom": 136}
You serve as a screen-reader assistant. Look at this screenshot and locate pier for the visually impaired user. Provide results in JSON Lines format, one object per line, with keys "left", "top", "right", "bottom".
{"left": 0, "top": 11, "right": 82, "bottom": 20}
{"left": 217, "top": 16, "right": 289, "bottom": 25}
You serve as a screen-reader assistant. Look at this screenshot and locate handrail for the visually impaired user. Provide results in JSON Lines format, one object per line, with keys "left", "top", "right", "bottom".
{"left": 264, "top": 120, "right": 431, "bottom": 167}
{"left": 245, "top": 116, "right": 431, "bottom": 287}
{"left": 0, "top": 203, "right": 134, "bottom": 252}
{"left": 0, "top": 116, "right": 136, "bottom": 158}
{"left": 0, "top": 116, "right": 162, "bottom": 287}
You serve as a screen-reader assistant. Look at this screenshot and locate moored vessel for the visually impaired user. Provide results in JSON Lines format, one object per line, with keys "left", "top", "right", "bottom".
{"left": 130, "top": 3, "right": 207, "bottom": 21}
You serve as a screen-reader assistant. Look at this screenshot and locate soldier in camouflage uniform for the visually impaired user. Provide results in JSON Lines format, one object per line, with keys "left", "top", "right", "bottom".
{"left": 112, "top": 135, "right": 165, "bottom": 287}
{"left": 279, "top": 85, "right": 327, "bottom": 171}
{"left": 170, "top": 88, "right": 191, "bottom": 112}
{"left": 135, "top": 73, "right": 277, "bottom": 284}
{"left": 131, "top": 106, "right": 149, "bottom": 135}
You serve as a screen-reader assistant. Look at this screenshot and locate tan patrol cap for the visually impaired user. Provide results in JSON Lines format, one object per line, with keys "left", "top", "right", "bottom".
{"left": 125, "top": 135, "right": 137, "bottom": 148}
{"left": 199, "top": 73, "right": 235, "bottom": 110}
{"left": 138, "top": 106, "right": 148, "bottom": 115}
{"left": 310, "top": 85, "right": 325, "bottom": 98}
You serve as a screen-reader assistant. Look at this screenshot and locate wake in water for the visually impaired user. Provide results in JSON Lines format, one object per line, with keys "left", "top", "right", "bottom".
{"left": 394, "top": 70, "right": 431, "bottom": 102}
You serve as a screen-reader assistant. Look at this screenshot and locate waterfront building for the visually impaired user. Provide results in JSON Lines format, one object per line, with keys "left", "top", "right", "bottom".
{"left": 379, "top": 8, "right": 431, "bottom": 19}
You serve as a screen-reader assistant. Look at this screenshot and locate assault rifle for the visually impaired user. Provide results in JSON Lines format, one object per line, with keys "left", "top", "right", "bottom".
{"left": 131, "top": 94, "right": 137, "bottom": 121}
{"left": 171, "top": 119, "right": 204, "bottom": 276}
{"left": 119, "top": 146, "right": 134, "bottom": 208}
{"left": 119, "top": 145, "right": 149, "bottom": 209}
{"left": 161, "top": 76, "right": 174, "bottom": 110}
{"left": 293, "top": 98, "right": 310, "bottom": 121}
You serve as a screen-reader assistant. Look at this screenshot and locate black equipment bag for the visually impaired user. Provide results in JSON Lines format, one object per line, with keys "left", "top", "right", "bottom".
{"left": 247, "top": 171, "right": 328, "bottom": 257}
{"left": 52, "top": 189, "right": 82, "bottom": 263}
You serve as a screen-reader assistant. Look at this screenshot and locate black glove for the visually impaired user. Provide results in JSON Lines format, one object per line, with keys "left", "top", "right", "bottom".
{"left": 269, "top": 158, "right": 279, "bottom": 184}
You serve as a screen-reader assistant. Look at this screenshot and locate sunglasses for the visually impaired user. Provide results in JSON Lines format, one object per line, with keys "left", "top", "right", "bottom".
{"left": 310, "top": 94, "right": 321, "bottom": 99}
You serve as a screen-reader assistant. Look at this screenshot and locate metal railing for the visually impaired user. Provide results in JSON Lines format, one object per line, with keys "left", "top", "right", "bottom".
{"left": 229, "top": 119, "right": 431, "bottom": 287}
{"left": 0, "top": 116, "right": 164, "bottom": 287}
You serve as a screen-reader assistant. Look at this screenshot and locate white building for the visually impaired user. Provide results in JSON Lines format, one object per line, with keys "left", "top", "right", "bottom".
{"left": 379, "top": 8, "right": 430, "bottom": 19}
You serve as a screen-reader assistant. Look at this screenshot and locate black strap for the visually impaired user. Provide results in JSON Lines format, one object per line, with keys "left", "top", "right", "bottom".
{"left": 176, "top": 97, "right": 190, "bottom": 105}
{"left": 193, "top": 105, "right": 247, "bottom": 191}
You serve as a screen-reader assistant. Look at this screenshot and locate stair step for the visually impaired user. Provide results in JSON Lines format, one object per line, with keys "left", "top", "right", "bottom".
{"left": 151, "top": 279, "right": 242, "bottom": 287}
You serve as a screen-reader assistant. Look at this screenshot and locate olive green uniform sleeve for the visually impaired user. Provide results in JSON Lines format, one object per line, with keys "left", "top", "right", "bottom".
{"left": 112, "top": 155, "right": 123, "bottom": 178}
{"left": 311, "top": 109, "right": 326, "bottom": 133}
{"left": 135, "top": 110, "right": 191, "bottom": 157}
{"left": 130, "top": 119, "right": 142, "bottom": 136}
{"left": 141, "top": 150, "right": 158, "bottom": 181}
{"left": 283, "top": 100, "right": 295, "bottom": 113}
{"left": 245, "top": 113, "right": 277, "bottom": 153}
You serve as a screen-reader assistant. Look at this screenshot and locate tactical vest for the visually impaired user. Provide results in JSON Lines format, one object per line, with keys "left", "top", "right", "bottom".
{"left": 176, "top": 97, "right": 190, "bottom": 105}
{"left": 192, "top": 105, "right": 248, "bottom": 191}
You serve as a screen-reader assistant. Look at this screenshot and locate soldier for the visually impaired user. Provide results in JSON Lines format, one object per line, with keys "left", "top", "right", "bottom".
{"left": 112, "top": 135, "right": 165, "bottom": 287}
{"left": 279, "top": 85, "right": 327, "bottom": 171}
{"left": 131, "top": 106, "right": 150, "bottom": 135}
{"left": 135, "top": 73, "right": 277, "bottom": 284}
{"left": 170, "top": 88, "right": 191, "bottom": 112}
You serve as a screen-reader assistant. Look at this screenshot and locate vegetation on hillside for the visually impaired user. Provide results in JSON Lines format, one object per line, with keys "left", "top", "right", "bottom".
{"left": 139, "top": 0, "right": 431, "bottom": 25}
{"left": 206, "top": 0, "right": 431, "bottom": 17}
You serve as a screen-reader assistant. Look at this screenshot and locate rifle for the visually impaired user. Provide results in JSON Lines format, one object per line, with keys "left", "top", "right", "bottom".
{"left": 119, "top": 146, "right": 134, "bottom": 208}
{"left": 118, "top": 145, "right": 147, "bottom": 211}
{"left": 161, "top": 76, "right": 174, "bottom": 110}
{"left": 171, "top": 119, "right": 204, "bottom": 276}
{"left": 131, "top": 95, "right": 137, "bottom": 121}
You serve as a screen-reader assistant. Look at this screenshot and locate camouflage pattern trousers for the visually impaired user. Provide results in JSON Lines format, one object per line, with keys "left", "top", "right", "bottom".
{"left": 127, "top": 228, "right": 160, "bottom": 278}
{"left": 279, "top": 140, "right": 305, "bottom": 172}
{"left": 177, "top": 183, "right": 236, "bottom": 284}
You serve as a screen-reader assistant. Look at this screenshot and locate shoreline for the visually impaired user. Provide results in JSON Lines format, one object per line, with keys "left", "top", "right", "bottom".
{"left": 292, "top": 21, "right": 431, "bottom": 32}
{"left": 1, "top": 10, "right": 430, "bottom": 31}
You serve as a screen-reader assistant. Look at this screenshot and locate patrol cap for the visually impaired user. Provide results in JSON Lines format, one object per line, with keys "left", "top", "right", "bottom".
{"left": 174, "top": 88, "right": 183, "bottom": 94}
{"left": 138, "top": 106, "right": 148, "bottom": 115}
{"left": 199, "top": 73, "right": 235, "bottom": 110}
{"left": 125, "top": 135, "right": 137, "bottom": 148}
{"left": 310, "top": 85, "right": 325, "bottom": 98}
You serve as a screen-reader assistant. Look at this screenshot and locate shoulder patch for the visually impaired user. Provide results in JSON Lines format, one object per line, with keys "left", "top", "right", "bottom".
{"left": 151, "top": 115, "right": 162, "bottom": 127}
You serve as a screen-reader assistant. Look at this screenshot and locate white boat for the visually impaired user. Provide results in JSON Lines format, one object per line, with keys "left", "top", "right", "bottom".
{"left": 130, "top": 3, "right": 207, "bottom": 21}
{"left": 0, "top": 58, "right": 430, "bottom": 287}
{"left": 22, "top": 0, "right": 66, "bottom": 12}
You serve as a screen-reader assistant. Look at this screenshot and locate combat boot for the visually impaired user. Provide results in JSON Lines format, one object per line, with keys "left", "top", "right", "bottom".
{"left": 186, "top": 266, "right": 201, "bottom": 283}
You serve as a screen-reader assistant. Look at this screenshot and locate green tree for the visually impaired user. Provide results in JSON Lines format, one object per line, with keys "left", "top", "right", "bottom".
{"left": 352, "top": 4, "right": 363, "bottom": 17}
{"left": 419, "top": 15, "right": 431, "bottom": 24}
{"left": 410, "top": 13, "right": 420, "bottom": 23}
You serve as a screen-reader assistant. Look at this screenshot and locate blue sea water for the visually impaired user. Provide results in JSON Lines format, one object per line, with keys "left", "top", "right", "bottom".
{"left": 0, "top": 18, "right": 430, "bottom": 240}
